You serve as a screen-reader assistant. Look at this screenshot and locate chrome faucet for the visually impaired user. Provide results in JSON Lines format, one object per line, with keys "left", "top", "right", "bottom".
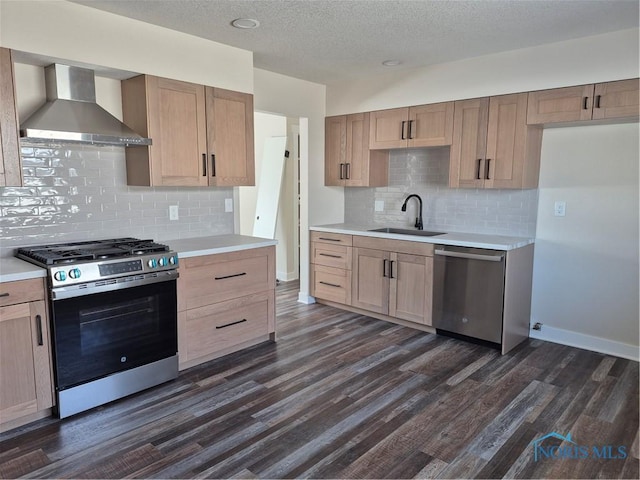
{"left": 401, "top": 194, "right": 423, "bottom": 230}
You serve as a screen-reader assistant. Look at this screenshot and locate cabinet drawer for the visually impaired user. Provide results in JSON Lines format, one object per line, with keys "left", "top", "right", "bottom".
{"left": 180, "top": 291, "right": 273, "bottom": 364}
{"left": 311, "top": 264, "right": 351, "bottom": 305}
{"left": 311, "top": 231, "right": 352, "bottom": 246}
{"left": 179, "top": 247, "right": 275, "bottom": 310}
{"left": 0, "top": 279, "right": 45, "bottom": 307}
{"left": 312, "top": 242, "right": 352, "bottom": 270}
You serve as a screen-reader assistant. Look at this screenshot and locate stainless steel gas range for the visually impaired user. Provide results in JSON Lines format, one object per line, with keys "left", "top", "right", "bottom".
{"left": 17, "top": 238, "right": 179, "bottom": 418}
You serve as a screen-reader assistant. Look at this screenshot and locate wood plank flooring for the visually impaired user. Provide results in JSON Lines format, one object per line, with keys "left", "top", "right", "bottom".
{"left": 1, "top": 280, "right": 638, "bottom": 479}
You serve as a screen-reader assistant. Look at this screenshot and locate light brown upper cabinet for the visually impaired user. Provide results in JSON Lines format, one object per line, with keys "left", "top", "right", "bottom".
{"left": 369, "top": 102, "right": 454, "bottom": 150}
{"left": 122, "top": 75, "right": 254, "bottom": 187}
{"left": 325, "top": 113, "right": 388, "bottom": 186}
{"left": 449, "top": 93, "right": 543, "bottom": 190}
{"left": 0, "top": 48, "right": 22, "bottom": 187}
{"left": 527, "top": 79, "right": 639, "bottom": 125}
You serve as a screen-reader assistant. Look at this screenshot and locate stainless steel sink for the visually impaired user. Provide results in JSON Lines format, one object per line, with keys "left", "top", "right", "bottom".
{"left": 368, "top": 227, "right": 445, "bottom": 237}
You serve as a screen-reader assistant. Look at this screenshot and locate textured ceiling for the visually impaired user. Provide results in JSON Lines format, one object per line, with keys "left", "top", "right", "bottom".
{"left": 71, "top": 0, "right": 639, "bottom": 85}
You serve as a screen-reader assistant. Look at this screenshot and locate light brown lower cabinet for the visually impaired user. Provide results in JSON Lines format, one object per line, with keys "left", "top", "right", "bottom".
{"left": 311, "top": 233, "right": 434, "bottom": 327}
{"left": 310, "top": 231, "right": 353, "bottom": 305}
{"left": 177, "top": 246, "right": 275, "bottom": 370}
{"left": 0, "top": 278, "right": 54, "bottom": 432}
{"left": 351, "top": 238, "right": 433, "bottom": 326}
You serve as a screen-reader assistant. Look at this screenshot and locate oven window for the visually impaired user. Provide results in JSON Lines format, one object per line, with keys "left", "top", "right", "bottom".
{"left": 51, "top": 280, "right": 177, "bottom": 390}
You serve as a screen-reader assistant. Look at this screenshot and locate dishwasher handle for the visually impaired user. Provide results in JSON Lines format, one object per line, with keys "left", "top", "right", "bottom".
{"left": 434, "top": 249, "right": 504, "bottom": 262}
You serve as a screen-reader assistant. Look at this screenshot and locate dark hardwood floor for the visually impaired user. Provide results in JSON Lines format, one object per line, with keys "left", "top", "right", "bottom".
{"left": 1, "top": 281, "right": 638, "bottom": 479}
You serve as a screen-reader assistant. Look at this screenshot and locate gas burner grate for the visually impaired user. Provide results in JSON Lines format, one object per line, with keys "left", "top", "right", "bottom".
{"left": 16, "top": 238, "right": 170, "bottom": 266}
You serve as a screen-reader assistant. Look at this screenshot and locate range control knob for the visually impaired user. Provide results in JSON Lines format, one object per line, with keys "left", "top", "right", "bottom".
{"left": 169, "top": 255, "right": 178, "bottom": 265}
{"left": 68, "top": 268, "right": 81, "bottom": 279}
{"left": 53, "top": 270, "right": 67, "bottom": 282}
{"left": 158, "top": 257, "right": 168, "bottom": 267}
{"left": 147, "top": 258, "right": 158, "bottom": 268}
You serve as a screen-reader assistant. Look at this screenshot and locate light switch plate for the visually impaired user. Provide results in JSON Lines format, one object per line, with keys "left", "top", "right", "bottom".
{"left": 374, "top": 200, "right": 384, "bottom": 212}
{"left": 169, "top": 205, "right": 179, "bottom": 221}
{"left": 225, "top": 198, "right": 233, "bottom": 212}
{"left": 554, "top": 201, "right": 566, "bottom": 217}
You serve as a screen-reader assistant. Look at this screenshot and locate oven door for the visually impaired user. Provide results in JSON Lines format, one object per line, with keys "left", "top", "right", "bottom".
{"left": 50, "top": 275, "right": 177, "bottom": 391}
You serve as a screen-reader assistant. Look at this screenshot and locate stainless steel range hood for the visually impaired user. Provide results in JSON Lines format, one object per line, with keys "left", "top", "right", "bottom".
{"left": 20, "top": 64, "right": 151, "bottom": 146}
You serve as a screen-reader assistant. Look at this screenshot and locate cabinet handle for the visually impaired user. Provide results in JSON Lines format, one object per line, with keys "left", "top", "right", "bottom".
{"left": 476, "top": 159, "right": 482, "bottom": 180}
{"left": 339, "top": 163, "right": 345, "bottom": 180}
{"left": 401, "top": 121, "right": 407, "bottom": 140}
{"left": 382, "top": 259, "right": 388, "bottom": 277}
{"left": 389, "top": 260, "right": 395, "bottom": 279}
{"left": 319, "top": 253, "right": 343, "bottom": 259}
{"left": 319, "top": 281, "right": 341, "bottom": 288}
{"left": 36, "top": 314, "right": 43, "bottom": 346}
{"left": 408, "top": 120, "right": 414, "bottom": 140}
{"left": 214, "top": 272, "right": 247, "bottom": 280}
{"left": 211, "top": 154, "right": 216, "bottom": 177}
{"left": 202, "top": 154, "right": 207, "bottom": 176}
{"left": 595, "top": 94, "right": 602, "bottom": 109}
{"left": 318, "top": 237, "right": 341, "bottom": 242}
{"left": 216, "top": 318, "right": 247, "bottom": 329}
{"left": 345, "top": 163, "right": 351, "bottom": 180}
{"left": 485, "top": 159, "right": 492, "bottom": 180}
{"left": 583, "top": 96, "right": 589, "bottom": 110}
{"left": 0, "top": 292, "right": 9, "bottom": 298}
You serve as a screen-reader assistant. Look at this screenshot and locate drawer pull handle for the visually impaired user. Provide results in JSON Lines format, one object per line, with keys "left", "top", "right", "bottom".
{"left": 36, "top": 315, "right": 43, "bottom": 346}
{"left": 319, "top": 253, "right": 342, "bottom": 259}
{"left": 0, "top": 292, "right": 9, "bottom": 298}
{"left": 215, "top": 272, "right": 247, "bottom": 280}
{"left": 318, "top": 237, "right": 341, "bottom": 242}
{"left": 216, "top": 318, "right": 247, "bottom": 329}
{"left": 319, "top": 281, "right": 341, "bottom": 288}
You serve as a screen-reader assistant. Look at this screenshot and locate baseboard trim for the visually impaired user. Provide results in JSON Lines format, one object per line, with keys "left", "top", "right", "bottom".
{"left": 277, "top": 271, "right": 299, "bottom": 282}
{"left": 298, "top": 293, "right": 316, "bottom": 305}
{"left": 529, "top": 325, "right": 639, "bottom": 361}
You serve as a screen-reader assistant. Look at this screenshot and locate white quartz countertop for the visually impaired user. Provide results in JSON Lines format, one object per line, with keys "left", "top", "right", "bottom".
{"left": 0, "top": 257, "right": 47, "bottom": 283}
{"left": 166, "top": 234, "right": 277, "bottom": 258}
{"left": 310, "top": 224, "right": 534, "bottom": 251}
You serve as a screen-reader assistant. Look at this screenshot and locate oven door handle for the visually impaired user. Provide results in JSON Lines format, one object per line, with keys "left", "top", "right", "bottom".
{"left": 51, "top": 270, "right": 179, "bottom": 300}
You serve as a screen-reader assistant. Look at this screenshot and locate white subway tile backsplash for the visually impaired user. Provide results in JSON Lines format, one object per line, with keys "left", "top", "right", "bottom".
{"left": 345, "top": 149, "right": 538, "bottom": 237}
{"left": 0, "top": 143, "right": 234, "bottom": 257}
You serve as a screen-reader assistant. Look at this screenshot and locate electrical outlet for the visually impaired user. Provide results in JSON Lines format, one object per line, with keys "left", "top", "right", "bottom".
{"left": 225, "top": 198, "right": 233, "bottom": 212}
{"left": 374, "top": 200, "right": 384, "bottom": 212}
{"left": 554, "top": 201, "right": 566, "bottom": 217}
{"left": 169, "top": 205, "right": 179, "bottom": 221}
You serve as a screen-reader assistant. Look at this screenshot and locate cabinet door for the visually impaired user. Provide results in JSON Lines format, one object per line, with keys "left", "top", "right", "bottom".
{"left": 147, "top": 77, "right": 208, "bottom": 186}
{"left": 207, "top": 88, "right": 255, "bottom": 186}
{"left": 449, "top": 98, "right": 489, "bottom": 188}
{"left": 388, "top": 253, "right": 433, "bottom": 325}
{"left": 0, "top": 48, "right": 22, "bottom": 187}
{"left": 369, "top": 107, "right": 409, "bottom": 149}
{"left": 592, "top": 79, "right": 639, "bottom": 120}
{"left": 345, "top": 113, "right": 369, "bottom": 186}
{"left": 325, "top": 115, "right": 346, "bottom": 186}
{"left": 351, "top": 248, "right": 389, "bottom": 314}
{"left": 0, "top": 301, "right": 53, "bottom": 426}
{"left": 408, "top": 102, "right": 454, "bottom": 147}
{"left": 485, "top": 93, "right": 530, "bottom": 189}
{"left": 526, "top": 85, "right": 594, "bottom": 124}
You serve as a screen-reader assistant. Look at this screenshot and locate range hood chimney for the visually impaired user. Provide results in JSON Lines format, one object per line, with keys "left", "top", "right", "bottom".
{"left": 20, "top": 64, "right": 151, "bottom": 146}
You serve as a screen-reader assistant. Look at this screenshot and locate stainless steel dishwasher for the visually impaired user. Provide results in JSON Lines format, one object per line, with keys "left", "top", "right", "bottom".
{"left": 432, "top": 245, "right": 506, "bottom": 346}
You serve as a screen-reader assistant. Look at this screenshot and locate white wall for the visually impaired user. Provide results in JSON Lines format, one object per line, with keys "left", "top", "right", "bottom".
{"left": 531, "top": 124, "right": 639, "bottom": 359}
{"left": 327, "top": 28, "right": 639, "bottom": 115}
{"left": 0, "top": 0, "right": 253, "bottom": 93}
{"left": 253, "top": 68, "right": 329, "bottom": 300}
